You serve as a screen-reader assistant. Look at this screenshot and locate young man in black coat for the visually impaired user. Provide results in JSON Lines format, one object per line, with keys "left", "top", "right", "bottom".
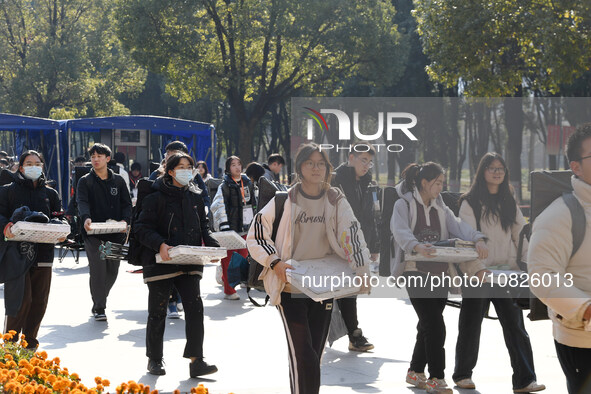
{"left": 332, "top": 143, "right": 380, "bottom": 352}
{"left": 77, "top": 144, "right": 132, "bottom": 321}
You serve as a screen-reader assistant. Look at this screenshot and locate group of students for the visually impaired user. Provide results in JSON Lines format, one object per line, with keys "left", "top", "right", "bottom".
{"left": 2, "top": 124, "right": 591, "bottom": 394}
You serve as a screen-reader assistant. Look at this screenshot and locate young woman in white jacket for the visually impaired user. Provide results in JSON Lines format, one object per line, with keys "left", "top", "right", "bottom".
{"left": 452, "top": 153, "right": 545, "bottom": 393}
{"left": 391, "top": 162, "right": 489, "bottom": 394}
{"left": 247, "top": 143, "right": 371, "bottom": 394}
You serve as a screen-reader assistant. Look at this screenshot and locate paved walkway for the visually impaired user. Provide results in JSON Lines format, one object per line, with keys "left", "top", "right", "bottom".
{"left": 1, "top": 252, "right": 567, "bottom": 393}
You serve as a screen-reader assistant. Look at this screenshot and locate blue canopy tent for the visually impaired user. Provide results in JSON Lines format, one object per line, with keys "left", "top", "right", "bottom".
{"left": 0, "top": 113, "right": 67, "bottom": 202}
{"left": 60, "top": 115, "right": 216, "bottom": 208}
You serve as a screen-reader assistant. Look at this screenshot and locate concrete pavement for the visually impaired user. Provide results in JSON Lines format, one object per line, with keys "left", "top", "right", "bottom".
{"left": 0, "top": 252, "right": 568, "bottom": 393}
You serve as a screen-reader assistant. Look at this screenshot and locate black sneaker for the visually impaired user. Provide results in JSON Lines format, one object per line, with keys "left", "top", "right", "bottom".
{"left": 189, "top": 359, "right": 218, "bottom": 378}
{"left": 93, "top": 311, "right": 107, "bottom": 321}
{"left": 348, "top": 328, "right": 374, "bottom": 352}
{"left": 147, "top": 359, "right": 166, "bottom": 375}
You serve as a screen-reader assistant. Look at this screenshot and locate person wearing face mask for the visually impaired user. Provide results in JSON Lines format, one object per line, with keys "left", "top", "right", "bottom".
{"left": 0, "top": 150, "right": 67, "bottom": 349}
{"left": 133, "top": 152, "right": 220, "bottom": 378}
{"left": 391, "top": 162, "right": 489, "bottom": 394}
{"left": 211, "top": 155, "right": 255, "bottom": 300}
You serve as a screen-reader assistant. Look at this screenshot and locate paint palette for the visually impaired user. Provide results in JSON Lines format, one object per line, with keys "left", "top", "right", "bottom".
{"left": 86, "top": 221, "right": 128, "bottom": 235}
{"left": 9, "top": 221, "right": 71, "bottom": 244}
{"left": 211, "top": 231, "right": 246, "bottom": 249}
{"left": 156, "top": 245, "right": 227, "bottom": 265}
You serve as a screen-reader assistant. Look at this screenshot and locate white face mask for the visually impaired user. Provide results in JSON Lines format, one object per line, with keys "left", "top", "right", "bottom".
{"left": 23, "top": 166, "right": 42, "bottom": 181}
{"left": 174, "top": 169, "right": 193, "bottom": 186}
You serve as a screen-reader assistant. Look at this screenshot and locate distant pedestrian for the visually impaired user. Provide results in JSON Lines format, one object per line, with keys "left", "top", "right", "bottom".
{"left": 262, "top": 153, "right": 285, "bottom": 182}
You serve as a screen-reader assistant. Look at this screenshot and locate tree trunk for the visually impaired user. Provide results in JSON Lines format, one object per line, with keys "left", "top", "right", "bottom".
{"left": 504, "top": 94, "right": 524, "bottom": 202}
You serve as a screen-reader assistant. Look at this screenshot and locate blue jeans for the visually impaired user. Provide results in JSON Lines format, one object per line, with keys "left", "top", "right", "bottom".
{"left": 453, "top": 286, "right": 536, "bottom": 389}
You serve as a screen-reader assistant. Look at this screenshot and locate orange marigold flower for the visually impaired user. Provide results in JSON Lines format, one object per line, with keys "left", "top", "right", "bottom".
{"left": 19, "top": 359, "right": 30, "bottom": 368}
{"left": 96, "top": 384, "right": 104, "bottom": 391}
{"left": 94, "top": 376, "right": 102, "bottom": 385}
{"left": 70, "top": 373, "right": 80, "bottom": 381}
{"left": 102, "top": 379, "right": 110, "bottom": 387}
{"left": 143, "top": 386, "right": 151, "bottom": 394}
{"left": 5, "top": 354, "right": 14, "bottom": 361}
{"left": 46, "top": 374, "right": 57, "bottom": 384}
{"left": 3, "top": 333, "right": 13, "bottom": 341}
{"left": 173, "top": 390, "right": 181, "bottom": 394}
{"left": 37, "top": 351, "right": 48, "bottom": 360}
{"left": 51, "top": 357, "right": 60, "bottom": 366}
{"left": 8, "top": 330, "right": 17, "bottom": 335}
{"left": 21, "top": 340, "right": 28, "bottom": 348}
{"left": 24, "top": 383, "right": 36, "bottom": 394}
{"left": 149, "top": 390, "right": 159, "bottom": 394}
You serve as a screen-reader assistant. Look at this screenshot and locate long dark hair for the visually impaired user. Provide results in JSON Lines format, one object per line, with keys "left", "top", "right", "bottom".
{"left": 401, "top": 162, "right": 444, "bottom": 192}
{"left": 460, "top": 152, "right": 516, "bottom": 232}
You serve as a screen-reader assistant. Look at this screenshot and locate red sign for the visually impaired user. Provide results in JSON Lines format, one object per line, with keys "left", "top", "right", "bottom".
{"left": 547, "top": 125, "right": 575, "bottom": 155}
{"left": 547, "top": 125, "right": 561, "bottom": 155}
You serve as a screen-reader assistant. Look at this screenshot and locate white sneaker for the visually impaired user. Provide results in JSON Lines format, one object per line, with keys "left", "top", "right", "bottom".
{"left": 513, "top": 381, "right": 546, "bottom": 392}
{"left": 177, "top": 302, "right": 184, "bottom": 312}
{"left": 425, "top": 378, "right": 452, "bottom": 393}
{"left": 224, "top": 293, "right": 240, "bottom": 300}
{"left": 455, "top": 377, "right": 476, "bottom": 389}
{"left": 215, "top": 265, "right": 223, "bottom": 285}
{"left": 405, "top": 370, "right": 427, "bottom": 389}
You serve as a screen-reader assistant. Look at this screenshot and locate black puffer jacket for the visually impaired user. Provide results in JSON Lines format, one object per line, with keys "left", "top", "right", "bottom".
{"left": 0, "top": 172, "right": 64, "bottom": 266}
{"left": 211, "top": 174, "right": 255, "bottom": 233}
{"left": 332, "top": 164, "right": 380, "bottom": 254}
{"left": 134, "top": 177, "right": 219, "bottom": 280}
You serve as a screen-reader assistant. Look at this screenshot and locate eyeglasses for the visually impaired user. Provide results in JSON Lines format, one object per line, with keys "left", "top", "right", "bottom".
{"left": 356, "top": 156, "right": 374, "bottom": 168}
{"left": 303, "top": 161, "right": 327, "bottom": 170}
{"left": 486, "top": 166, "right": 506, "bottom": 174}
{"left": 577, "top": 154, "right": 591, "bottom": 162}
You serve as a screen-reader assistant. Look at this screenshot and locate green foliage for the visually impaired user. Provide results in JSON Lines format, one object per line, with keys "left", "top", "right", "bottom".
{"left": 413, "top": 0, "right": 591, "bottom": 96}
{"left": 0, "top": 0, "right": 146, "bottom": 118}
{"left": 115, "top": 0, "right": 407, "bottom": 161}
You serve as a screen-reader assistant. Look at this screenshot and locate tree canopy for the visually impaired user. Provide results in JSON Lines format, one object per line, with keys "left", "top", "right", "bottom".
{"left": 116, "top": 0, "right": 408, "bottom": 162}
{"left": 0, "top": 0, "right": 145, "bottom": 118}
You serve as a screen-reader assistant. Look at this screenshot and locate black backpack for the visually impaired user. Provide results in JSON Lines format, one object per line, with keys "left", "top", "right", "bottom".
{"left": 527, "top": 170, "right": 586, "bottom": 321}
{"left": 245, "top": 177, "right": 288, "bottom": 306}
{"left": 125, "top": 178, "right": 165, "bottom": 266}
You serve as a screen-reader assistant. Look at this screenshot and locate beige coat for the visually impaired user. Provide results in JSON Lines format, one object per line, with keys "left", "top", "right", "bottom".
{"left": 528, "top": 176, "right": 591, "bottom": 348}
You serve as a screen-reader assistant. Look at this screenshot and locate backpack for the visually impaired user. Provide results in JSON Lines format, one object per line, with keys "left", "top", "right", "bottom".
{"left": 527, "top": 170, "right": 586, "bottom": 321}
{"left": 245, "top": 177, "right": 288, "bottom": 306}
{"left": 378, "top": 186, "right": 400, "bottom": 277}
{"left": 125, "top": 178, "right": 165, "bottom": 266}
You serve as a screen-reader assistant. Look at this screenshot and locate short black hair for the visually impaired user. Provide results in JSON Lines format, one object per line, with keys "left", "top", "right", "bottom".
{"left": 88, "top": 143, "right": 112, "bottom": 157}
{"left": 74, "top": 156, "right": 87, "bottom": 164}
{"left": 245, "top": 162, "right": 266, "bottom": 183}
{"left": 165, "top": 141, "right": 189, "bottom": 154}
{"left": 113, "top": 152, "right": 126, "bottom": 164}
{"left": 268, "top": 153, "right": 285, "bottom": 166}
{"left": 567, "top": 123, "right": 591, "bottom": 162}
{"left": 130, "top": 162, "right": 141, "bottom": 171}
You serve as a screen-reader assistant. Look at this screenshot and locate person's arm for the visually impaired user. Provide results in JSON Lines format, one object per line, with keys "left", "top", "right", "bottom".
{"left": 511, "top": 203, "right": 528, "bottom": 260}
{"left": 194, "top": 173, "right": 211, "bottom": 207}
{"left": 0, "top": 185, "right": 12, "bottom": 237}
{"left": 211, "top": 184, "right": 229, "bottom": 231}
{"left": 76, "top": 177, "right": 92, "bottom": 224}
{"left": 246, "top": 198, "right": 281, "bottom": 267}
{"left": 133, "top": 193, "right": 166, "bottom": 252}
{"left": 528, "top": 200, "right": 591, "bottom": 321}
{"left": 196, "top": 193, "right": 219, "bottom": 247}
{"left": 334, "top": 197, "right": 371, "bottom": 276}
{"left": 391, "top": 199, "right": 420, "bottom": 255}
{"left": 119, "top": 177, "right": 132, "bottom": 225}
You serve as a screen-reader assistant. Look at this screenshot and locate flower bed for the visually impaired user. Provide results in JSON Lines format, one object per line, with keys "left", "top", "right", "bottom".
{"left": 0, "top": 331, "right": 212, "bottom": 394}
